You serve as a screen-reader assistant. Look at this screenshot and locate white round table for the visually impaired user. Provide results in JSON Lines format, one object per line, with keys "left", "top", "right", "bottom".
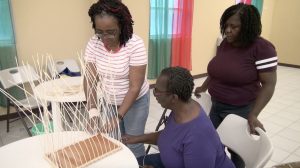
{"left": 0, "top": 131, "right": 138, "bottom": 168}
{"left": 34, "top": 77, "right": 86, "bottom": 132}
{"left": 34, "top": 76, "right": 85, "bottom": 103}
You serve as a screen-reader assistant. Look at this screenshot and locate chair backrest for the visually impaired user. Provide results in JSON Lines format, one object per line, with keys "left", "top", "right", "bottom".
{"left": 216, "top": 114, "right": 273, "bottom": 168}
{"left": 197, "top": 92, "right": 212, "bottom": 115}
{"left": 0, "top": 65, "right": 39, "bottom": 89}
{"left": 47, "top": 58, "right": 81, "bottom": 78}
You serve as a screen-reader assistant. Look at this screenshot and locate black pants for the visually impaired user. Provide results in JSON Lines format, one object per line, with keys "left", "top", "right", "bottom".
{"left": 137, "top": 153, "right": 165, "bottom": 168}
{"left": 209, "top": 99, "right": 254, "bottom": 168}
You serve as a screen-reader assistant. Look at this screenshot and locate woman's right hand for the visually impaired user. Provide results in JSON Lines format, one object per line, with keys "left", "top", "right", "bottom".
{"left": 194, "top": 86, "right": 207, "bottom": 98}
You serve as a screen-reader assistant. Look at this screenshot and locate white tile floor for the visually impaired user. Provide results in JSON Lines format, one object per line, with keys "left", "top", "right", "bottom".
{"left": 1, "top": 66, "right": 300, "bottom": 167}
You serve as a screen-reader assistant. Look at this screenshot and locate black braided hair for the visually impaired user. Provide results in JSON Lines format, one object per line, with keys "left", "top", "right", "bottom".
{"left": 160, "top": 66, "right": 194, "bottom": 102}
{"left": 88, "top": 0, "right": 134, "bottom": 47}
{"left": 220, "top": 3, "right": 261, "bottom": 47}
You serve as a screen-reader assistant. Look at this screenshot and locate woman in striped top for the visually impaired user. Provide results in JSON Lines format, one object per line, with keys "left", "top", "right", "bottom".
{"left": 84, "top": 0, "right": 149, "bottom": 158}
{"left": 194, "top": 3, "right": 277, "bottom": 168}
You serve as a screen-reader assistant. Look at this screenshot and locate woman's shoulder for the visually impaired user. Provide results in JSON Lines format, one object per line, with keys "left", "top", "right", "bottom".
{"left": 188, "top": 110, "right": 214, "bottom": 131}
{"left": 131, "top": 34, "right": 142, "bottom": 40}
{"left": 127, "top": 34, "right": 144, "bottom": 44}
{"left": 185, "top": 112, "right": 220, "bottom": 144}
{"left": 252, "top": 37, "right": 277, "bottom": 57}
{"left": 254, "top": 37, "right": 276, "bottom": 49}
{"left": 124, "top": 34, "right": 146, "bottom": 51}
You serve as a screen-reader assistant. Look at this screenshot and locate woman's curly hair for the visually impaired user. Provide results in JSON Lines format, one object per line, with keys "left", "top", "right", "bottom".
{"left": 160, "top": 66, "right": 194, "bottom": 102}
{"left": 220, "top": 3, "right": 261, "bottom": 47}
{"left": 88, "top": 0, "right": 134, "bottom": 47}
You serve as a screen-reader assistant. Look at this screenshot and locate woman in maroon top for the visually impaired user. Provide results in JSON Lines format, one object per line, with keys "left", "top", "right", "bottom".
{"left": 195, "top": 3, "right": 277, "bottom": 168}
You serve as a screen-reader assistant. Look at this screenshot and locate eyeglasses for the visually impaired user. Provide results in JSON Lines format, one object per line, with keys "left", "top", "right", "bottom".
{"left": 95, "top": 29, "right": 118, "bottom": 39}
{"left": 153, "top": 87, "right": 171, "bottom": 96}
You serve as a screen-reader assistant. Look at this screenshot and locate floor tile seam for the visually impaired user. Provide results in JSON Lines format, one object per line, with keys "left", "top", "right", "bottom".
{"left": 291, "top": 146, "right": 300, "bottom": 157}
{"left": 271, "top": 136, "right": 300, "bottom": 153}
{"left": 281, "top": 152, "right": 300, "bottom": 163}
{"left": 287, "top": 147, "right": 300, "bottom": 158}
{"left": 266, "top": 118, "right": 295, "bottom": 129}
{"left": 278, "top": 120, "right": 300, "bottom": 132}
{"left": 268, "top": 129, "right": 285, "bottom": 138}
{"left": 269, "top": 100, "right": 297, "bottom": 107}
{"left": 272, "top": 116, "right": 300, "bottom": 123}
{"left": 272, "top": 114, "right": 300, "bottom": 125}
{"left": 285, "top": 119, "right": 300, "bottom": 132}
{"left": 264, "top": 122, "right": 289, "bottom": 135}
{"left": 270, "top": 151, "right": 291, "bottom": 164}
{"left": 275, "top": 134, "right": 300, "bottom": 144}
{"left": 273, "top": 133, "right": 300, "bottom": 144}
{"left": 289, "top": 119, "right": 300, "bottom": 126}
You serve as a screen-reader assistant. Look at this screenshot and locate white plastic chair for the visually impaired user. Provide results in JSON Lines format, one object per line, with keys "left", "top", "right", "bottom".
{"left": 48, "top": 58, "right": 81, "bottom": 78}
{"left": 197, "top": 92, "right": 212, "bottom": 116}
{"left": 216, "top": 114, "right": 273, "bottom": 168}
{"left": 0, "top": 65, "right": 41, "bottom": 136}
{"left": 145, "top": 108, "right": 169, "bottom": 154}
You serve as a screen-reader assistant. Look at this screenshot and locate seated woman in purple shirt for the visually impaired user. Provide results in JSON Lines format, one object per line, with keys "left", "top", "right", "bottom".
{"left": 122, "top": 67, "right": 234, "bottom": 168}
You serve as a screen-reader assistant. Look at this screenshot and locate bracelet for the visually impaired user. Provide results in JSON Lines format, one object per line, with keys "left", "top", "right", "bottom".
{"left": 88, "top": 108, "right": 100, "bottom": 119}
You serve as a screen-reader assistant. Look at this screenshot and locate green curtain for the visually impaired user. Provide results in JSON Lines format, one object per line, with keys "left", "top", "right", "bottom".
{"left": 251, "top": 0, "right": 263, "bottom": 15}
{"left": 147, "top": 0, "right": 173, "bottom": 79}
{"left": 0, "top": 0, "right": 22, "bottom": 107}
{"left": 236, "top": 0, "right": 263, "bottom": 15}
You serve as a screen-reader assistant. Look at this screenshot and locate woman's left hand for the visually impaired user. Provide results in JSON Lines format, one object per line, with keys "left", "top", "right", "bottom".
{"left": 248, "top": 114, "right": 266, "bottom": 134}
{"left": 100, "top": 116, "right": 120, "bottom": 133}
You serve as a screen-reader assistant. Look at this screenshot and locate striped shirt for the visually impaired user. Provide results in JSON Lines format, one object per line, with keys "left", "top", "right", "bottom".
{"left": 85, "top": 34, "right": 149, "bottom": 105}
{"left": 208, "top": 37, "right": 277, "bottom": 105}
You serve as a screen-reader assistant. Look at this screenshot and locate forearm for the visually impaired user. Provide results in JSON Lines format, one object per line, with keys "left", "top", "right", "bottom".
{"left": 118, "top": 65, "right": 146, "bottom": 117}
{"left": 248, "top": 71, "right": 276, "bottom": 133}
{"left": 129, "top": 132, "right": 160, "bottom": 145}
{"left": 249, "top": 82, "right": 275, "bottom": 117}
{"left": 201, "top": 76, "right": 210, "bottom": 90}
{"left": 195, "top": 76, "right": 210, "bottom": 96}
{"left": 118, "top": 87, "right": 140, "bottom": 117}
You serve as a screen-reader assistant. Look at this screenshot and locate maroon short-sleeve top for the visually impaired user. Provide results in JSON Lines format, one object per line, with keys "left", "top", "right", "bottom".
{"left": 207, "top": 37, "right": 277, "bottom": 105}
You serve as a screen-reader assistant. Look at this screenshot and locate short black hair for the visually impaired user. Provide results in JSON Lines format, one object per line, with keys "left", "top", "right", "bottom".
{"left": 220, "top": 3, "right": 261, "bottom": 47}
{"left": 160, "top": 66, "right": 194, "bottom": 102}
{"left": 88, "top": 0, "right": 134, "bottom": 47}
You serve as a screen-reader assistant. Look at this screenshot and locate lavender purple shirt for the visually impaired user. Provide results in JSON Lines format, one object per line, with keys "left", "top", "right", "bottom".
{"left": 157, "top": 110, "right": 235, "bottom": 168}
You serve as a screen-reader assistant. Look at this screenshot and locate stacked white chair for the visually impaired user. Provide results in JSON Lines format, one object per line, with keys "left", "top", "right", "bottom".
{"left": 0, "top": 65, "right": 42, "bottom": 136}
{"left": 47, "top": 58, "right": 81, "bottom": 78}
